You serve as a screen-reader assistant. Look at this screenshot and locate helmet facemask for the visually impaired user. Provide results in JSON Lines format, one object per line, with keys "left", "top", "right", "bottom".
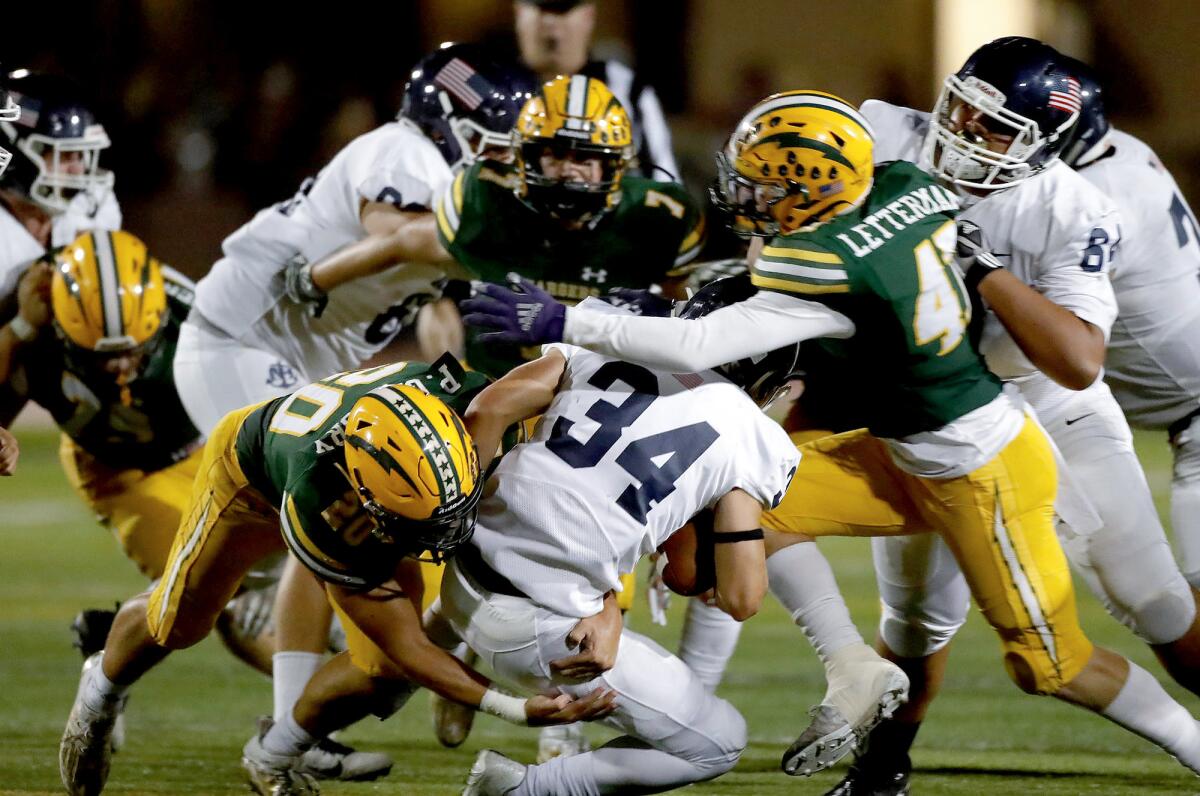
{"left": 0, "top": 93, "right": 18, "bottom": 178}
{"left": 710, "top": 150, "right": 791, "bottom": 238}
{"left": 8, "top": 122, "right": 115, "bottom": 215}
{"left": 518, "top": 138, "right": 627, "bottom": 224}
{"left": 355, "top": 479, "right": 481, "bottom": 563}
{"left": 924, "top": 74, "right": 1073, "bottom": 190}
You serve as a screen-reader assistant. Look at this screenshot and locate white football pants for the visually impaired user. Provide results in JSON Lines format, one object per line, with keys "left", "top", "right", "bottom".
{"left": 174, "top": 318, "right": 310, "bottom": 436}
{"left": 435, "top": 558, "right": 746, "bottom": 795}
{"left": 877, "top": 381, "right": 1195, "bottom": 655}
{"left": 1171, "top": 414, "right": 1200, "bottom": 588}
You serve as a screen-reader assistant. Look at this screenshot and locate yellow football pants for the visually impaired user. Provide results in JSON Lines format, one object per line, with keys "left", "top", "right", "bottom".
{"left": 764, "top": 418, "right": 1093, "bottom": 695}
{"left": 60, "top": 435, "right": 203, "bottom": 580}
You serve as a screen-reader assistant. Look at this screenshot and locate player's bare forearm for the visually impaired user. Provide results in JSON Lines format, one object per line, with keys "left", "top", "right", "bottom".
{"left": 711, "top": 488, "right": 767, "bottom": 621}
{"left": 328, "top": 581, "right": 490, "bottom": 707}
{"left": 464, "top": 349, "right": 566, "bottom": 471}
{"left": 978, "top": 269, "right": 1106, "bottom": 390}
{"left": 309, "top": 207, "right": 450, "bottom": 293}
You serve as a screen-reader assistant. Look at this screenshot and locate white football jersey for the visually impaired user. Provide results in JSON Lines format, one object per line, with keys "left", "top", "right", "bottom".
{"left": 1079, "top": 129, "right": 1200, "bottom": 429}
{"left": 471, "top": 343, "right": 799, "bottom": 618}
{"left": 862, "top": 100, "right": 1121, "bottom": 416}
{"left": 0, "top": 188, "right": 123, "bottom": 307}
{"left": 194, "top": 120, "right": 452, "bottom": 379}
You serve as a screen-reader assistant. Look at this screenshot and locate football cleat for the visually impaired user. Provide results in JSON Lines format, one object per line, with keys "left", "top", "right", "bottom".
{"left": 59, "top": 653, "right": 126, "bottom": 796}
{"left": 782, "top": 655, "right": 909, "bottom": 776}
{"left": 70, "top": 606, "right": 125, "bottom": 752}
{"left": 462, "top": 749, "right": 527, "bottom": 796}
{"left": 822, "top": 756, "right": 911, "bottom": 796}
{"left": 432, "top": 647, "right": 479, "bottom": 747}
{"left": 242, "top": 722, "right": 320, "bottom": 796}
{"left": 536, "top": 722, "right": 590, "bottom": 763}
{"left": 298, "top": 735, "right": 393, "bottom": 782}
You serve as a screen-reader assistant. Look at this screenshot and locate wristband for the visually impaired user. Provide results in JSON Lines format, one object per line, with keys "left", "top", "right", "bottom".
{"left": 480, "top": 688, "right": 528, "bottom": 725}
{"left": 8, "top": 315, "right": 36, "bottom": 342}
{"left": 713, "top": 528, "right": 765, "bottom": 544}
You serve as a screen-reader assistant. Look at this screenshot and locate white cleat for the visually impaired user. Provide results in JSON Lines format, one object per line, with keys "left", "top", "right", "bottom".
{"left": 782, "top": 654, "right": 909, "bottom": 777}
{"left": 463, "top": 749, "right": 527, "bottom": 796}
{"left": 242, "top": 724, "right": 320, "bottom": 796}
{"left": 536, "top": 722, "right": 590, "bottom": 764}
{"left": 298, "top": 735, "right": 393, "bottom": 782}
{"left": 59, "top": 653, "right": 126, "bottom": 796}
{"left": 433, "top": 693, "right": 478, "bottom": 748}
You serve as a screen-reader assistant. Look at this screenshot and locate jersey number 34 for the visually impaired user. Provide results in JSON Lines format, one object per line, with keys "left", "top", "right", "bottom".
{"left": 546, "top": 361, "right": 718, "bottom": 525}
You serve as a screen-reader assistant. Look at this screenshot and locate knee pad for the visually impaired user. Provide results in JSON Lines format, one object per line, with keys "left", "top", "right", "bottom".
{"left": 1130, "top": 586, "right": 1197, "bottom": 646}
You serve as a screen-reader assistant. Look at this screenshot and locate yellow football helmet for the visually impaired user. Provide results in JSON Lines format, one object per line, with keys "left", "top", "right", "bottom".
{"left": 344, "top": 384, "right": 482, "bottom": 562}
{"left": 51, "top": 230, "right": 168, "bottom": 355}
{"left": 712, "top": 90, "right": 875, "bottom": 236}
{"left": 513, "top": 74, "right": 634, "bottom": 222}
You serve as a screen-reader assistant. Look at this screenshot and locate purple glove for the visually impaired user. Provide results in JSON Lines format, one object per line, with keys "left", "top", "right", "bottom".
{"left": 460, "top": 273, "right": 566, "bottom": 345}
{"left": 597, "top": 287, "right": 674, "bottom": 317}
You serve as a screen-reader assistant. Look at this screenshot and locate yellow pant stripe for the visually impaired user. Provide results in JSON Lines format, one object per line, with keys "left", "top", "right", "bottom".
{"left": 990, "top": 490, "right": 1060, "bottom": 674}
{"left": 152, "top": 496, "right": 212, "bottom": 630}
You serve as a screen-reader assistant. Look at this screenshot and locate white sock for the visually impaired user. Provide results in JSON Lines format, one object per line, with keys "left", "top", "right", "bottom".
{"left": 82, "top": 653, "right": 128, "bottom": 712}
{"left": 677, "top": 598, "right": 744, "bottom": 693}
{"left": 262, "top": 708, "right": 318, "bottom": 758}
{"left": 767, "top": 542, "right": 864, "bottom": 668}
{"left": 1100, "top": 660, "right": 1200, "bottom": 773}
{"left": 272, "top": 651, "right": 323, "bottom": 724}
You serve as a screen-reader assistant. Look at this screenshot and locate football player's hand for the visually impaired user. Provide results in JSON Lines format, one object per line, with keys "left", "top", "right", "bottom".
{"left": 282, "top": 254, "right": 328, "bottom": 318}
{"left": 525, "top": 688, "right": 617, "bottom": 726}
{"left": 460, "top": 273, "right": 565, "bottom": 345}
{"left": 0, "top": 426, "right": 18, "bottom": 476}
{"left": 647, "top": 553, "right": 671, "bottom": 626}
{"left": 598, "top": 287, "right": 674, "bottom": 317}
{"left": 550, "top": 592, "right": 623, "bottom": 680}
{"left": 17, "top": 262, "right": 53, "bottom": 329}
{"left": 955, "top": 220, "right": 1005, "bottom": 292}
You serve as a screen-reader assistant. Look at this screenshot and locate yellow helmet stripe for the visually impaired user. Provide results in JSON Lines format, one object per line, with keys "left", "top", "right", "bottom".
{"left": 92, "top": 231, "right": 124, "bottom": 339}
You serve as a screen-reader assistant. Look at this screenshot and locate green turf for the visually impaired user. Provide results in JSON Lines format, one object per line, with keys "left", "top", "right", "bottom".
{"left": 2, "top": 427, "right": 1198, "bottom": 794}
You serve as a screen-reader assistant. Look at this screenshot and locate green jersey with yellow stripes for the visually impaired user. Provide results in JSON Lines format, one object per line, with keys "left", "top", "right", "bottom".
{"left": 436, "top": 159, "right": 705, "bottom": 377}
{"left": 234, "top": 354, "right": 487, "bottom": 589}
{"left": 752, "top": 160, "right": 1001, "bottom": 438}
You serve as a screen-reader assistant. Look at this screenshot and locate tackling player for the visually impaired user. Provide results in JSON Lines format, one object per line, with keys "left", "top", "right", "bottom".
{"left": 461, "top": 88, "right": 1200, "bottom": 788}
{"left": 450, "top": 284, "right": 801, "bottom": 795}
{"left": 59, "top": 355, "right": 616, "bottom": 796}
{"left": 171, "top": 43, "right": 537, "bottom": 769}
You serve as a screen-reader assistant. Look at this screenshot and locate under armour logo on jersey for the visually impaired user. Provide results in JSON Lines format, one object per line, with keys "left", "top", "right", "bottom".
{"left": 266, "top": 361, "right": 299, "bottom": 389}
{"left": 580, "top": 267, "right": 608, "bottom": 283}
{"left": 516, "top": 302, "right": 543, "bottom": 332}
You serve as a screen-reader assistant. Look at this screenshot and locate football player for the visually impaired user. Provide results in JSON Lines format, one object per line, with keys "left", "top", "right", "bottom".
{"left": 171, "top": 42, "right": 536, "bottom": 765}
{"left": 806, "top": 39, "right": 1200, "bottom": 796}
{"left": 0, "top": 70, "right": 121, "bottom": 311}
{"left": 461, "top": 88, "right": 1200, "bottom": 786}
{"left": 445, "top": 282, "right": 801, "bottom": 795}
{"left": 0, "top": 76, "right": 19, "bottom": 177}
{"left": 59, "top": 356, "right": 617, "bottom": 796}
{"left": 1060, "top": 62, "right": 1200, "bottom": 594}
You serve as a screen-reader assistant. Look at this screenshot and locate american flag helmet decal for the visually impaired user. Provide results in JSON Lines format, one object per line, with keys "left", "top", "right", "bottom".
{"left": 433, "top": 58, "right": 486, "bottom": 111}
{"left": 1047, "top": 76, "right": 1081, "bottom": 114}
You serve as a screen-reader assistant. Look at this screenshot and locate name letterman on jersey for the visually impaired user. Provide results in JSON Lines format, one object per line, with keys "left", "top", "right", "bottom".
{"left": 836, "top": 183, "right": 959, "bottom": 257}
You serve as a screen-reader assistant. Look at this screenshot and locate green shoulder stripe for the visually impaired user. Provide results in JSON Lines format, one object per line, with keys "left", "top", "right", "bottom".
{"left": 435, "top": 171, "right": 467, "bottom": 246}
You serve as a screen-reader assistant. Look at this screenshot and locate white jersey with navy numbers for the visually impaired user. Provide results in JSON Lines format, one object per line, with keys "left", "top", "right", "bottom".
{"left": 0, "top": 188, "right": 122, "bottom": 307}
{"left": 1079, "top": 129, "right": 1200, "bottom": 429}
{"left": 861, "top": 100, "right": 1121, "bottom": 417}
{"left": 194, "top": 120, "right": 452, "bottom": 379}
{"left": 471, "top": 338, "right": 799, "bottom": 618}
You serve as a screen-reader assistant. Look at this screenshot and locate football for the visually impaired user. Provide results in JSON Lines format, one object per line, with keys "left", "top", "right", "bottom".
{"left": 657, "top": 513, "right": 716, "bottom": 596}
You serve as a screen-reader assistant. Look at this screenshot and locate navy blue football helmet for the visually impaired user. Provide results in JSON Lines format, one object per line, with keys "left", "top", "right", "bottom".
{"left": 678, "top": 274, "right": 801, "bottom": 408}
{"left": 923, "top": 36, "right": 1081, "bottom": 189}
{"left": 0, "top": 70, "right": 113, "bottom": 214}
{"left": 400, "top": 43, "right": 537, "bottom": 172}
{"left": 1058, "top": 56, "right": 1109, "bottom": 168}
{"left": 0, "top": 76, "right": 18, "bottom": 179}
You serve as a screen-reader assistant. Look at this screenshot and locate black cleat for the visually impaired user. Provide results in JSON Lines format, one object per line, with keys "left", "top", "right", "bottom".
{"left": 70, "top": 604, "right": 120, "bottom": 659}
{"left": 823, "top": 756, "right": 911, "bottom": 796}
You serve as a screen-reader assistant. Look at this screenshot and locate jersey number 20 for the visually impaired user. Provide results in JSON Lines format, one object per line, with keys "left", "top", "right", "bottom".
{"left": 547, "top": 361, "right": 718, "bottom": 524}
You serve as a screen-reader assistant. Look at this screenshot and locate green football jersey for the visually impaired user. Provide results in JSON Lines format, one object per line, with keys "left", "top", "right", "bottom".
{"left": 436, "top": 159, "right": 705, "bottom": 377}
{"left": 5, "top": 271, "right": 201, "bottom": 472}
{"left": 752, "top": 161, "right": 1001, "bottom": 438}
{"left": 235, "top": 354, "right": 487, "bottom": 589}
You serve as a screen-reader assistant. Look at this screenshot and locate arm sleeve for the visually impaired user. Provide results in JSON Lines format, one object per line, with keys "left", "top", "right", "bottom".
{"left": 562, "top": 289, "right": 855, "bottom": 372}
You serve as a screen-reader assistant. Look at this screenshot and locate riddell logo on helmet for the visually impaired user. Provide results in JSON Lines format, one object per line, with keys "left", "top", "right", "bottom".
{"left": 963, "top": 76, "right": 1007, "bottom": 105}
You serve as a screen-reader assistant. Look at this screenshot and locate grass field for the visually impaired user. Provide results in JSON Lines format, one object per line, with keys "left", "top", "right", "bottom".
{"left": 3, "top": 426, "right": 1199, "bottom": 795}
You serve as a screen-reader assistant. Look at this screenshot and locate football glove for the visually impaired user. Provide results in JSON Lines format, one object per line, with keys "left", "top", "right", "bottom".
{"left": 956, "top": 220, "right": 1005, "bottom": 293}
{"left": 597, "top": 287, "right": 674, "bottom": 317}
{"left": 460, "top": 273, "right": 566, "bottom": 345}
{"left": 282, "top": 254, "right": 328, "bottom": 318}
